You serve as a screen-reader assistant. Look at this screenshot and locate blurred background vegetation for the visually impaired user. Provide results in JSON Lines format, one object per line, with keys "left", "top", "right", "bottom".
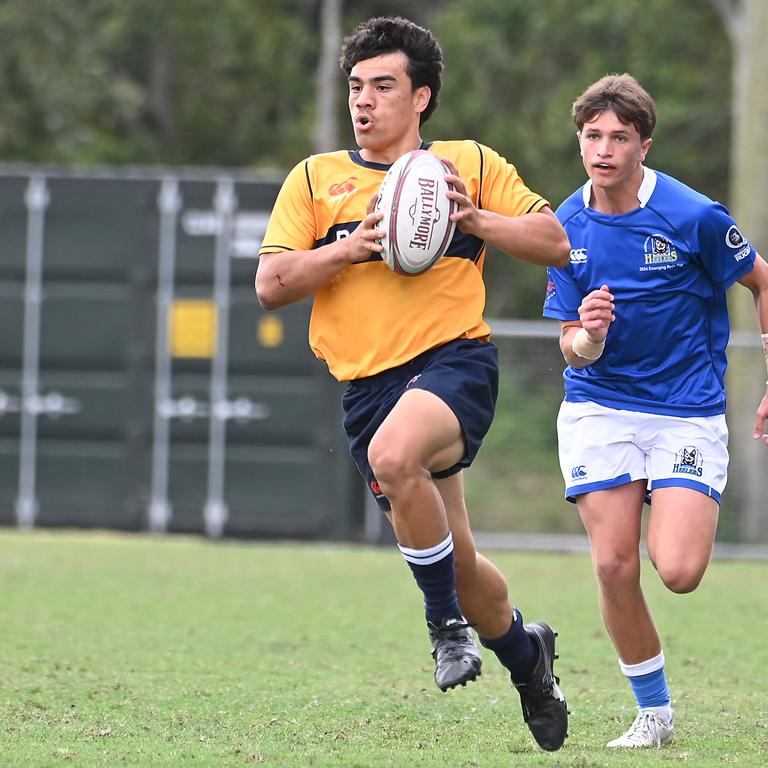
{"left": 0, "top": 0, "right": 732, "bottom": 319}
{"left": 1, "top": 0, "right": 763, "bottom": 540}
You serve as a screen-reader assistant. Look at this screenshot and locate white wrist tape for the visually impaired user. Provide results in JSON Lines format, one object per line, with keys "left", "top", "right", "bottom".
{"left": 762, "top": 332, "right": 768, "bottom": 387}
{"left": 572, "top": 327, "right": 605, "bottom": 361}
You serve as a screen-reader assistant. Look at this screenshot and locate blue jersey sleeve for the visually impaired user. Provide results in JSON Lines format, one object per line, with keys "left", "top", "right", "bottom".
{"left": 695, "top": 203, "right": 756, "bottom": 288}
{"left": 543, "top": 265, "right": 582, "bottom": 321}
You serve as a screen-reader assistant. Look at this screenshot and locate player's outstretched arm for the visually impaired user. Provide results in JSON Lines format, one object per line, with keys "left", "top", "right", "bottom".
{"left": 441, "top": 160, "right": 570, "bottom": 268}
{"left": 737, "top": 254, "right": 768, "bottom": 444}
{"left": 256, "top": 206, "right": 384, "bottom": 310}
{"left": 473, "top": 206, "right": 570, "bottom": 267}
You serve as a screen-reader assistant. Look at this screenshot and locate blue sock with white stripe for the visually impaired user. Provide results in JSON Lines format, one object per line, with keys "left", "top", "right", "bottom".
{"left": 620, "top": 651, "right": 672, "bottom": 712}
{"left": 398, "top": 533, "right": 462, "bottom": 622}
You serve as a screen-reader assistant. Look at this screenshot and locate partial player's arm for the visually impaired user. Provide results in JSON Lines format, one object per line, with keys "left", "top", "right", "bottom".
{"left": 442, "top": 159, "right": 570, "bottom": 268}
{"left": 736, "top": 253, "right": 768, "bottom": 444}
{"left": 559, "top": 284, "right": 615, "bottom": 369}
{"left": 256, "top": 206, "right": 383, "bottom": 310}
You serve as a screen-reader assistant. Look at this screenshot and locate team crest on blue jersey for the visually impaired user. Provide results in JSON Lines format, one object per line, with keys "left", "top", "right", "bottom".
{"left": 724, "top": 225, "right": 745, "bottom": 248}
{"left": 643, "top": 234, "right": 678, "bottom": 265}
{"left": 673, "top": 445, "right": 703, "bottom": 477}
{"left": 724, "top": 224, "right": 751, "bottom": 261}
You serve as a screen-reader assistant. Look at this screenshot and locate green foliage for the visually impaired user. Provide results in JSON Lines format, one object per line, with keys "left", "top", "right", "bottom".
{"left": 1, "top": 531, "right": 766, "bottom": 767}
{"left": 431, "top": 0, "right": 730, "bottom": 205}
{"left": 427, "top": 0, "right": 731, "bottom": 317}
{"left": 0, "top": 0, "right": 731, "bottom": 210}
{"left": 0, "top": 0, "right": 321, "bottom": 168}
{"left": 0, "top": 0, "right": 732, "bottom": 321}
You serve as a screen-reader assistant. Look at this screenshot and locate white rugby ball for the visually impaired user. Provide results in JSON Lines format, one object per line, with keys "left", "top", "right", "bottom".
{"left": 375, "top": 150, "right": 456, "bottom": 276}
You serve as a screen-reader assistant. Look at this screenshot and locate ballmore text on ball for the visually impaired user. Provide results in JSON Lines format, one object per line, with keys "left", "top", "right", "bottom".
{"left": 408, "top": 177, "right": 437, "bottom": 251}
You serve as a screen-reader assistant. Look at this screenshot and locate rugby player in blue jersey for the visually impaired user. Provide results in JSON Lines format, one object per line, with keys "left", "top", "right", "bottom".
{"left": 543, "top": 73, "right": 768, "bottom": 748}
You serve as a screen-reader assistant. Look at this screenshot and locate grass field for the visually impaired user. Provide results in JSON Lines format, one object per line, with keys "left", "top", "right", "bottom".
{"left": 0, "top": 530, "right": 766, "bottom": 767}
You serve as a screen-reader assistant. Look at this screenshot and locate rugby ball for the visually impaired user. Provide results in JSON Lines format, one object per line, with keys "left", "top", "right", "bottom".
{"left": 375, "top": 150, "right": 456, "bottom": 276}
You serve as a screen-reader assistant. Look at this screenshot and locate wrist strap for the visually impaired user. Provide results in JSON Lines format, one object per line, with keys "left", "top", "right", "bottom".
{"left": 572, "top": 327, "right": 605, "bottom": 361}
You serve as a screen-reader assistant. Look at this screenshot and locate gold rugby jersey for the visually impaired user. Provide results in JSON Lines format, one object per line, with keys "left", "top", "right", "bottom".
{"left": 259, "top": 139, "right": 548, "bottom": 381}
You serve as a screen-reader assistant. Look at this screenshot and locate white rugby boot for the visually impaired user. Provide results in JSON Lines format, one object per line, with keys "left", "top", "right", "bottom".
{"left": 607, "top": 708, "right": 675, "bottom": 748}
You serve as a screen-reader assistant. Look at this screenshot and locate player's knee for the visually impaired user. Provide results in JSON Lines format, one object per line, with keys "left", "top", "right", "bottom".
{"left": 656, "top": 562, "right": 705, "bottom": 594}
{"left": 368, "top": 441, "right": 419, "bottom": 493}
{"left": 593, "top": 550, "right": 640, "bottom": 588}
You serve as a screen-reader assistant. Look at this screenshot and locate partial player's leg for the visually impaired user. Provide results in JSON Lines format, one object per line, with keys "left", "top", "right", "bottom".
{"left": 369, "top": 386, "right": 482, "bottom": 692}
{"left": 434, "top": 471, "right": 514, "bottom": 636}
{"left": 577, "top": 481, "right": 659, "bottom": 661}
{"left": 641, "top": 409, "right": 727, "bottom": 593}
{"left": 598, "top": 413, "right": 726, "bottom": 746}
{"left": 646, "top": 487, "right": 719, "bottom": 594}
{"left": 577, "top": 481, "right": 674, "bottom": 748}
{"left": 437, "top": 472, "right": 568, "bottom": 751}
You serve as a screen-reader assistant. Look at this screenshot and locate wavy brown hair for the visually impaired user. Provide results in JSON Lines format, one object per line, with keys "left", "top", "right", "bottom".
{"left": 572, "top": 73, "right": 657, "bottom": 140}
{"left": 339, "top": 16, "right": 443, "bottom": 125}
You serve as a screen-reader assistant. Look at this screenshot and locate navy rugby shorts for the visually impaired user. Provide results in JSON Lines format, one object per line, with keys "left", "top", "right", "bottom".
{"left": 341, "top": 338, "right": 499, "bottom": 511}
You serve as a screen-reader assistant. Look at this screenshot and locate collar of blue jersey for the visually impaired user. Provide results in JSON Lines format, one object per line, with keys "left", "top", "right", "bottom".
{"left": 581, "top": 165, "right": 658, "bottom": 209}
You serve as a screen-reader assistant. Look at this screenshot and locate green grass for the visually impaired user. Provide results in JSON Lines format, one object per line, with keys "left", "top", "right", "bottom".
{"left": 0, "top": 531, "right": 766, "bottom": 767}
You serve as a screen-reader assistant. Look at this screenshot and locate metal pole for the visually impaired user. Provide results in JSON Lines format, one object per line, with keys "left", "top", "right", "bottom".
{"left": 204, "top": 179, "right": 236, "bottom": 537}
{"left": 16, "top": 177, "right": 49, "bottom": 529}
{"left": 148, "top": 178, "right": 181, "bottom": 532}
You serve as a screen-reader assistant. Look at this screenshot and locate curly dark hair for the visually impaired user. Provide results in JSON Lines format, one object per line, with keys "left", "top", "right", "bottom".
{"left": 572, "top": 73, "right": 657, "bottom": 140}
{"left": 339, "top": 16, "right": 443, "bottom": 125}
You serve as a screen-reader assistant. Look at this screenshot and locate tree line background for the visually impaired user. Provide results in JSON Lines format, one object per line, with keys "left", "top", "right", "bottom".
{"left": 0, "top": 0, "right": 734, "bottom": 316}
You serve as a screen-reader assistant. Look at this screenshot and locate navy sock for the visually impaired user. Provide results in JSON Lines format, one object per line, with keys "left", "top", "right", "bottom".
{"left": 398, "top": 533, "right": 462, "bottom": 623}
{"left": 479, "top": 609, "right": 538, "bottom": 684}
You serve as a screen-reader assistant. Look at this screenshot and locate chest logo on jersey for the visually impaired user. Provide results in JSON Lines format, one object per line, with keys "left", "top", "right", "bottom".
{"left": 328, "top": 177, "right": 358, "bottom": 198}
{"left": 672, "top": 445, "right": 704, "bottom": 477}
{"left": 569, "top": 248, "right": 587, "bottom": 264}
{"left": 643, "top": 234, "right": 678, "bottom": 266}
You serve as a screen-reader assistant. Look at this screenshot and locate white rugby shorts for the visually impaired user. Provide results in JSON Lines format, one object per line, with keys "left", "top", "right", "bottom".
{"left": 557, "top": 401, "right": 729, "bottom": 503}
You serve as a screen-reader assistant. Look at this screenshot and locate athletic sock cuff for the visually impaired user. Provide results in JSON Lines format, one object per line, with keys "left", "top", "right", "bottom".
{"left": 619, "top": 651, "right": 665, "bottom": 677}
{"left": 397, "top": 533, "right": 454, "bottom": 565}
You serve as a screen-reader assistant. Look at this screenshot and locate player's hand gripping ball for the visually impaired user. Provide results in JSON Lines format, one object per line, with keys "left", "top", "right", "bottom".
{"left": 374, "top": 150, "right": 457, "bottom": 276}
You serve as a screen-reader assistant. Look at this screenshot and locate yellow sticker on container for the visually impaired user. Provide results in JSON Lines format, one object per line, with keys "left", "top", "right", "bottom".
{"left": 258, "top": 315, "right": 284, "bottom": 348}
{"left": 170, "top": 300, "right": 217, "bottom": 358}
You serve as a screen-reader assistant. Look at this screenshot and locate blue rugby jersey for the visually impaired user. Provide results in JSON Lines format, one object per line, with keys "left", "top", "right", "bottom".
{"left": 543, "top": 168, "right": 757, "bottom": 417}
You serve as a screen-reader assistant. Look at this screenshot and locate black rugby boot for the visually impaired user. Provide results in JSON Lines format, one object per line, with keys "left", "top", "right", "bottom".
{"left": 427, "top": 616, "right": 483, "bottom": 692}
{"left": 513, "top": 621, "right": 568, "bottom": 751}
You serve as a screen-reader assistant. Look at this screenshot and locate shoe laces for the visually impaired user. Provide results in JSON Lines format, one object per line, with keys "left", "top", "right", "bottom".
{"left": 430, "top": 617, "right": 473, "bottom": 637}
{"left": 625, "top": 711, "right": 667, "bottom": 745}
{"left": 429, "top": 618, "right": 475, "bottom": 656}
